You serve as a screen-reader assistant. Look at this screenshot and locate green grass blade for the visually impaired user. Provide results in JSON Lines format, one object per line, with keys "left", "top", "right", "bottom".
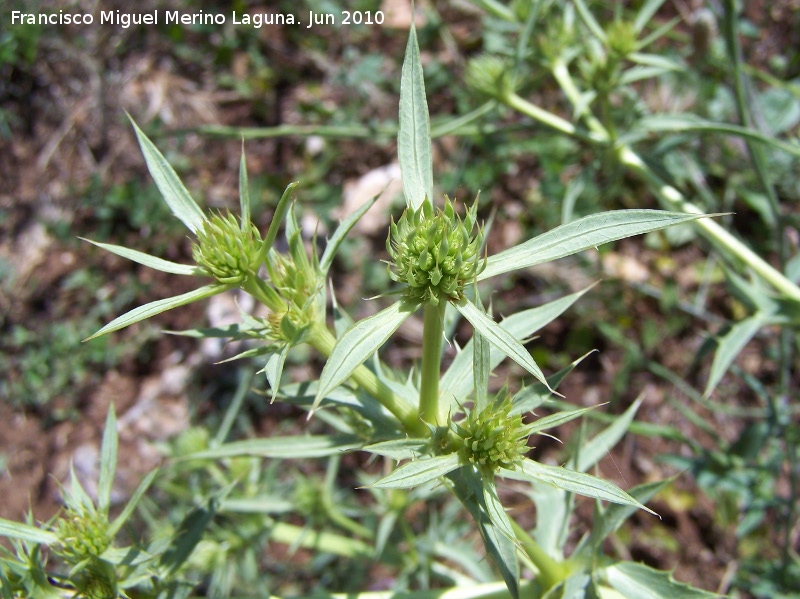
{"left": 80, "top": 239, "right": 201, "bottom": 276}
{"left": 480, "top": 210, "right": 710, "bottom": 280}
{"left": 129, "top": 116, "right": 206, "bottom": 233}
{"left": 398, "top": 24, "right": 433, "bottom": 209}
{"left": 86, "top": 284, "right": 227, "bottom": 340}
{"left": 314, "top": 300, "right": 418, "bottom": 411}
{"left": 97, "top": 405, "right": 118, "bottom": 516}
{"left": 455, "top": 299, "right": 555, "bottom": 394}
{"left": 372, "top": 454, "right": 460, "bottom": 489}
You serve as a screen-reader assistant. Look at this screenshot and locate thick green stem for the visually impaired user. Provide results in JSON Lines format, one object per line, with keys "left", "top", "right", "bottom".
{"left": 504, "top": 92, "right": 607, "bottom": 145}
{"left": 310, "top": 323, "right": 426, "bottom": 436}
{"left": 242, "top": 277, "right": 425, "bottom": 436}
{"left": 419, "top": 302, "right": 447, "bottom": 425}
{"left": 501, "top": 89, "right": 800, "bottom": 303}
{"left": 511, "top": 520, "right": 569, "bottom": 591}
{"left": 551, "top": 60, "right": 609, "bottom": 141}
{"left": 617, "top": 146, "right": 800, "bottom": 302}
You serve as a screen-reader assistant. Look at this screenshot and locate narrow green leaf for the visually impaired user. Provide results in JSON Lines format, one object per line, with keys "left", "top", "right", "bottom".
{"left": 86, "top": 284, "right": 227, "bottom": 340}
{"left": 604, "top": 561, "right": 721, "bottom": 598}
{"left": 705, "top": 315, "right": 764, "bottom": 397}
{"left": 81, "top": 239, "right": 201, "bottom": 276}
{"left": 108, "top": 468, "right": 159, "bottom": 537}
{"left": 573, "top": 0, "right": 606, "bottom": 42}
{"left": 503, "top": 461, "right": 657, "bottom": 516}
{"left": 330, "top": 286, "right": 355, "bottom": 337}
{"left": 239, "top": 144, "right": 251, "bottom": 230}
{"left": 587, "top": 477, "right": 675, "bottom": 551}
{"left": 258, "top": 181, "right": 298, "bottom": 265}
{"left": 455, "top": 299, "right": 555, "bottom": 394}
{"left": 178, "top": 434, "right": 363, "bottom": 460}
{"left": 480, "top": 210, "right": 710, "bottom": 280}
{"left": 473, "top": 299, "right": 491, "bottom": 411}
{"left": 526, "top": 405, "right": 602, "bottom": 436}
{"left": 0, "top": 518, "right": 58, "bottom": 545}
{"left": 129, "top": 116, "right": 206, "bottom": 233}
{"left": 372, "top": 454, "right": 461, "bottom": 489}
{"left": 220, "top": 497, "right": 294, "bottom": 514}
{"left": 629, "top": 52, "right": 683, "bottom": 71}
{"left": 264, "top": 345, "right": 290, "bottom": 403}
{"left": 511, "top": 351, "right": 597, "bottom": 416}
{"left": 398, "top": 24, "right": 433, "bottom": 209}
{"left": 314, "top": 300, "right": 418, "bottom": 409}
{"left": 159, "top": 499, "right": 217, "bottom": 576}
{"left": 448, "top": 468, "right": 520, "bottom": 599}
{"left": 320, "top": 194, "right": 380, "bottom": 276}
{"left": 363, "top": 438, "right": 428, "bottom": 460}
{"left": 634, "top": 0, "right": 668, "bottom": 33}
{"left": 483, "top": 484, "right": 514, "bottom": 541}
{"left": 620, "top": 65, "right": 675, "bottom": 85}
{"left": 441, "top": 286, "right": 593, "bottom": 401}
{"left": 97, "top": 405, "right": 118, "bottom": 516}
{"left": 576, "top": 396, "right": 642, "bottom": 472}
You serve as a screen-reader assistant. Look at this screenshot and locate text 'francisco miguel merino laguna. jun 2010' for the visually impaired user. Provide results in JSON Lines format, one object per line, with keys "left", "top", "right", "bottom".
{"left": 10, "top": 8, "right": 387, "bottom": 29}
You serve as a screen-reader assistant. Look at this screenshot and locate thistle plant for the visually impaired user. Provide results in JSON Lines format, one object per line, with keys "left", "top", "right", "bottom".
{"left": 0, "top": 18, "right": 732, "bottom": 599}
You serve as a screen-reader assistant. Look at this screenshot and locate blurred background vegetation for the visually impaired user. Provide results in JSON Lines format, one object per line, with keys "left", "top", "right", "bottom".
{"left": 1, "top": 0, "right": 798, "bottom": 596}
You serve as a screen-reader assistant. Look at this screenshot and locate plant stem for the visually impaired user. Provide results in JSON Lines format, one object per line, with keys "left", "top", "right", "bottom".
{"left": 510, "top": 520, "right": 569, "bottom": 591}
{"left": 269, "top": 521, "right": 372, "bottom": 558}
{"left": 419, "top": 302, "right": 447, "bottom": 425}
{"left": 242, "top": 278, "right": 425, "bottom": 435}
{"left": 310, "top": 323, "right": 426, "bottom": 436}
{"left": 616, "top": 146, "right": 800, "bottom": 302}
{"left": 504, "top": 92, "right": 607, "bottom": 144}
{"left": 500, "top": 90, "right": 800, "bottom": 303}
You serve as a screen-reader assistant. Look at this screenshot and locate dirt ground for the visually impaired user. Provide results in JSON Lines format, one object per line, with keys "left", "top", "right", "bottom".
{"left": 1, "top": 1, "right": 798, "bottom": 596}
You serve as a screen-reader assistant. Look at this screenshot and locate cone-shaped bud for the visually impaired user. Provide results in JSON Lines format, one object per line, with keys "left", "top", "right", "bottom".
{"left": 451, "top": 398, "right": 530, "bottom": 476}
{"left": 192, "top": 211, "right": 262, "bottom": 285}
{"left": 53, "top": 511, "right": 112, "bottom": 565}
{"left": 387, "top": 197, "right": 484, "bottom": 306}
{"left": 465, "top": 55, "right": 515, "bottom": 101}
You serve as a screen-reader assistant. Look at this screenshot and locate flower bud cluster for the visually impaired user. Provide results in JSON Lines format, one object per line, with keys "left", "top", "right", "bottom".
{"left": 451, "top": 399, "right": 530, "bottom": 476}
{"left": 54, "top": 512, "right": 112, "bottom": 565}
{"left": 387, "top": 198, "right": 484, "bottom": 306}
{"left": 193, "top": 211, "right": 262, "bottom": 285}
{"left": 264, "top": 244, "right": 322, "bottom": 343}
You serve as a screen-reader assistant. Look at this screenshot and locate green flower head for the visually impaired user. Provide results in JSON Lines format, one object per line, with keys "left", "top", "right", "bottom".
{"left": 452, "top": 399, "right": 530, "bottom": 476}
{"left": 387, "top": 197, "right": 485, "bottom": 306}
{"left": 192, "top": 211, "right": 262, "bottom": 285}
{"left": 53, "top": 511, "right": 112, "bottom": 565}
